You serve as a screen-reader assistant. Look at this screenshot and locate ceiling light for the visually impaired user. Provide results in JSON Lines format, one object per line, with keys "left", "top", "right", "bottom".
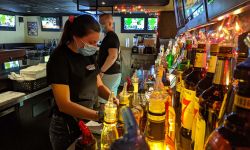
{"left": 55, "top": 8, "right": 59, "bottom": 10}
{"left": 27, "top": 10, "right": 31, "bottom": 12}
{"left": 101, "top": 1, "right": 106, "bottom": 5}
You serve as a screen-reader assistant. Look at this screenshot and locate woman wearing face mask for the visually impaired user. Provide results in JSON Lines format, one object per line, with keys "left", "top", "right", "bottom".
{"left": 47, "top": 15, "right": 116, "bottom": 150}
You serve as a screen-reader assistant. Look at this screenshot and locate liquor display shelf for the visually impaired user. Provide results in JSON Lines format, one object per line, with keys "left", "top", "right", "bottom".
{"left": 0, "top": 86, "right": 51, "bottom": 116}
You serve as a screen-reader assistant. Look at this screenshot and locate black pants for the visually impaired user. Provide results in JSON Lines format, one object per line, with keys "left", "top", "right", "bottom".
{"left": 49, "top": 114, "right": 81, "bottom": 150}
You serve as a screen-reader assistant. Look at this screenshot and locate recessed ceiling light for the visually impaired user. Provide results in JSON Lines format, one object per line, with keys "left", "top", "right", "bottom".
{"left": 55, "top": 7, "right": 59, "bottom": 10}
{"left": 27, "top": 10, "right": 31, "bottom": 12}
{"left": 101, "top": 1, "right": 106, "bottom": 5}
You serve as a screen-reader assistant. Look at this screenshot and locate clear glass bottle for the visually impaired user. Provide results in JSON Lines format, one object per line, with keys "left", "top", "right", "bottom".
{"left": 145, "top": 77, "right": 166, "bottom": 150}
{"left": 101, "top": 92, "right": 119, "bottom": 150}
{"left": 131, "top": 92, "right": 143, "bottom": 126}
{"left": 117, "top": 82, "right": 130, "bottom": 136}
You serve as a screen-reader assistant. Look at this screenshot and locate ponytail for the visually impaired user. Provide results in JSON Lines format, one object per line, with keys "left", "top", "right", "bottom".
{"left": 58, "top": 15, "right": 100, "bottom": 47}
{"left": 59, "top": 20, "right": 73, "bottom": 46}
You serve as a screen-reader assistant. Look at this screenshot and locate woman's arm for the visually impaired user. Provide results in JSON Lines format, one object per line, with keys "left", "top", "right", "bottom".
{"left": 51, "top": 84, "right": 99, "bottom": 121}
{"left": 97, "top": 75, "right": 119, "bottom": 105}
{"left": 97, "top": 74, "right": 111, "bottom": 100}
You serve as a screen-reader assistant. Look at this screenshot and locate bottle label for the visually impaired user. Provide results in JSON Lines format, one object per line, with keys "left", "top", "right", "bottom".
{"left": 194, "top": 115, "right": 206, "bottom": 150}
{"left": 145, "top": 119, "right": 165, "bottom": 141}
{"left": 180, "top": 80, "right": 185, "bottom": 101}
{"left": 207, "top": 56, "right": 217, "bottom": 73}
{"left": 194, "top": 52, "right": 207, "bottom": 68}
{"left": 234, "top": 94, "right": 250, "bottom": 109}
{"left": 181, "top": 88, "right": 196, "bottom": 130}
{"left": 194, "top": 96, "right": 199, "bottom": 116}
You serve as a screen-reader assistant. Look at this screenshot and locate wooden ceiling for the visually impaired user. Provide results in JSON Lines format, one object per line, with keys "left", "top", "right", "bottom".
{"left": 0, "top": 0, "right": 170, "bottom": 15}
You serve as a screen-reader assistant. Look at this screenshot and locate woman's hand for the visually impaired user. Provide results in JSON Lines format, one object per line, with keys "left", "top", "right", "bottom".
{"left": 113, "top": 97, "right": 119, "bottom": 106}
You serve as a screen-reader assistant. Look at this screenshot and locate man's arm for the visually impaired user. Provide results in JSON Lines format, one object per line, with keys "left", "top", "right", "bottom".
{"left": 100, "top": 48, "right": 118, "bottom": 73}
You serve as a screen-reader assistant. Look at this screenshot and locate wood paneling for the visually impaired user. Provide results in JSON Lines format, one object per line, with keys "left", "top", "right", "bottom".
{"left": 157, "top": 11, "right": 177, "bottom": 39}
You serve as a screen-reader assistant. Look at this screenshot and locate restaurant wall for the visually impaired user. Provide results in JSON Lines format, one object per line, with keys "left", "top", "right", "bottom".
{"left": 24, "top": 16, "right": 68, "bottom": 43}
{"left": 0, "top": 15, "right": 25, "bottom": 43}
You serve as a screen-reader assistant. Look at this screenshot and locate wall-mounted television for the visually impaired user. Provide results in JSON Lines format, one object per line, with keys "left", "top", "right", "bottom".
{"left": 124, "top": 18, "right": 145, "bottom": 31}
{"left": 0, "top": 14, "right": 16, "bottom": 31}
{"left": 147, "top": 18, "right": 158, "bottom": 30}
{"left": 41, "top": 16, "right": 62, "bottom": 31}
{"left": 3, "top": 60, "right": 19, "bottom": 70}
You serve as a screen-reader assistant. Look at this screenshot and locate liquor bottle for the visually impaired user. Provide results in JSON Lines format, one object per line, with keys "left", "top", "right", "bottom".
{"left": 166, "top": 48, "right": 174, "bottom": 69}
{"left": 101, "top": 92, "right": 119, "bottom": 150}
{"left": 117, "top": 82, "right": 130, "bottom": 136}
{"left": 175, "top": 64, "right": 185, "bottom": 112}
{"left": 131, "top": 92, "right": 143, "bottom": 126}
{"left": 127, "top": 77, "right": 134, "bottom": 107}
{"left": 196, "top": 46, "right": 234, "bottom": 150}
{"left": 110, "top": 107, "right": 150, "bottom": 150}
{"left": 204, "top": 54, "right": 250, "bottom": 149}
{"left": 145, "top": 77, "right": 166, "bottom": 149}
{"left": 191, "top": 43, "right": 219, "bottom": 149}
{"left": 180, "top": 43, "right": 207, "bottom": 142}
{"left": 165, "top": 96, "right": 176, "bottom": 150}
{"left": 75, "top": 120, "right": 97, "bottom": 150}
{"left": 132, "top": 71, "right": 139, "bottom": 93}
{"left": 179, "top": 39, "right": 195, "bottom": 106}
{"left": 139, "top": 90, "right": 148, "bottom": 133}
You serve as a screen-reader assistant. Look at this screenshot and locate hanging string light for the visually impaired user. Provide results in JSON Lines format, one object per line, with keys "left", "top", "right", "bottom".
{"left": 114, "top": 5, "right": 158, "bottom": 15}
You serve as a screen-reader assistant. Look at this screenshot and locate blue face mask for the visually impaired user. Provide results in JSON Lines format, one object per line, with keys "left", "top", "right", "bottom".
{"left": 77, "top": 40, "right": 99, "bottom": 56}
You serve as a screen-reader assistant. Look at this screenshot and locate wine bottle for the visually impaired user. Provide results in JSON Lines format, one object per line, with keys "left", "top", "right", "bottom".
{"left": 180, "top": 44, "right": 207, "bottom": 142}
{"left": 205, "top": 54, "right": 250, "bottom": 149}
{"left": 191, "top": 44, "right": 219, "bottom": 149}
{"left": 196, "top": 46, "right": 234, "bottom": 150}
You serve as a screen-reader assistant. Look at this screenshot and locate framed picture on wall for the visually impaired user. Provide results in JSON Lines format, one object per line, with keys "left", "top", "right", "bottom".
{"left": 27, "top": 22, "right": 38, "bottom": 36}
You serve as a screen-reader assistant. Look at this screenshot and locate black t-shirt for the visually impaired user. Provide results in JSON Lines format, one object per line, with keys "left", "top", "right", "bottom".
{"left": 47, "top": 44, "right": 99, "bottom": 104}
{"left": 98, "top": 31, "right": 120, "bottom": 74}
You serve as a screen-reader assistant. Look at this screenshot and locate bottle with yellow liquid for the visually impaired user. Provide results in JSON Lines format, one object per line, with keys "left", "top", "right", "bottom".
{"left": 132, "top": 71, "right": 139, "bottom": 93}
{"left": 117, "top": 82, "right": 130, "bottom": 136}
{"left": 101, "top": 92, "right": 119, "bottom": 150}
{"left": 131, "top": 92, "right": 143, "bottom": 127}
{"left": 145, "top": 77, "right": 166, "bottom": 150}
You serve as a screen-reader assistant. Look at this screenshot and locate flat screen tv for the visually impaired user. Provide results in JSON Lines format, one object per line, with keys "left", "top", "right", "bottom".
{"left": 41, "top": 16, "right": 62, "bottom": 31}
{"left": 122, "top": 17, "right": 145, "bottom": 32}
{"left": 147, "top": 18, "right": 158, "bottom": 30}
{"left": 3, "top": 60, "right": 20, "bottom": 70}
{"left": 0, "top": 14, "right": 16, "bottom": 31}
